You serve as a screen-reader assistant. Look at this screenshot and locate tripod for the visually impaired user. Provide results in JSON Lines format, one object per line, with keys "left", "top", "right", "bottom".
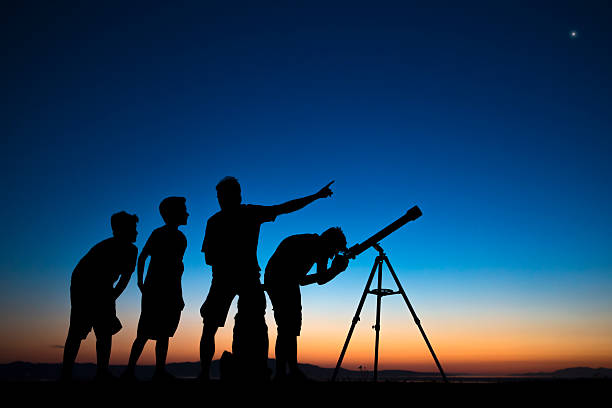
{"left": 331, "top": 244, "right": 448, "bottom": 382}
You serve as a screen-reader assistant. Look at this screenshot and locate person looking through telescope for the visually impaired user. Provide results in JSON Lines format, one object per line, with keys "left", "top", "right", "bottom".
{"left": 264, "top": 227, "right": 349, "bottom": 381}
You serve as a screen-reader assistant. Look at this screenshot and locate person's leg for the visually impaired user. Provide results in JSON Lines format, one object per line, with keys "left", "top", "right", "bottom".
{"left": 124, "top": 336, "right": 147, "bottom": 375}
{"left": 61, "top": 306, "right": 89, "bottom": 381}
{"left": 286, "top": 334, "right": 299, "bottom": 375}
{"left": 200, "top": 324, "right": 218, "bottom": 379}
{"left": 199, "top": 278, "right": 235, "bottom": 380}
{"left": 151, "top": 337, "right": 177, "bottom": 382}
{"left": 286, "top": 286, "right": 305, "bottom": 379}
{"left": 61, "top": 332, "right": 82, "bottom": 380}
{"left": 155, "top": 337, "right": 169, "bottom": 374}
{"left": 274, "top": 329, "right": 288, "bottom": 378}
{"left": 95, "top": 334, "right": 112, "bottom": 377}
{"left": 125, "top": 295, "right": 154, "bottom": 379}
{"left": 268, "top": 286, "right": 289, "bottom": 380}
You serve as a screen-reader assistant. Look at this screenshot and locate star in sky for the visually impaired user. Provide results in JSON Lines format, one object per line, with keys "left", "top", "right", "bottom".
{"left": 570, "top": 30, "right": 578, "bottom": 38}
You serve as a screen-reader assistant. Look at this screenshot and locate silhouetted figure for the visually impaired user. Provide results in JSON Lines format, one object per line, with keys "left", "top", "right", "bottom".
{"left": 122, "top": 197, "right": 188, "bottom": 382}
{"left": 60, "top": 211, "right": 138, "bottom": 381}
{"left": 264, "top": 228, "right": 349, "bottom": 381}
{"left": 199, "top": 177, "right": 334, "bottom": 381}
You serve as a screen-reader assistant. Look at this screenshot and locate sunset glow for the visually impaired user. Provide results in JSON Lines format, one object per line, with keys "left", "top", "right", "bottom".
{"left": 2, "top": 2, "right": 611, "bottom": 377}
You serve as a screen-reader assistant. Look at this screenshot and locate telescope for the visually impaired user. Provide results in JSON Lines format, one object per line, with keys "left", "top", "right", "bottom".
{"left": 342, "top": 205, "right": 422, "bottom": 259}
{"left": 332, "top": 204, "right": 448, "bottom": 383}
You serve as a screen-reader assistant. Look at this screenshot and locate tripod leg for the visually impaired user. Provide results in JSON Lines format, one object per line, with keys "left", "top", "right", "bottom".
{"left": 383, "top": 256, "right": 449, "bottom": 383}
{"left": 373, "top": 257, "right": 383, "bottom": 382}
{"left": 331, "top": 257, "right": 379, "bottom": 381}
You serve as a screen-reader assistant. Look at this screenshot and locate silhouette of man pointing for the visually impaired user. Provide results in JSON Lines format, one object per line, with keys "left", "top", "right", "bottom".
{"left": 199, "top": 177, "right": 334, "bottom": 380}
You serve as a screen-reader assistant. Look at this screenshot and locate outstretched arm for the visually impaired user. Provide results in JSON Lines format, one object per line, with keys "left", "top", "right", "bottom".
{"left": 272, "top": 181, "right": 334, "bottom": 216}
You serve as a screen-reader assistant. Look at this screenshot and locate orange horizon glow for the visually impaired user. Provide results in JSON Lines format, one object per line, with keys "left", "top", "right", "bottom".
{"left": 4, "top": 272, "right": 611, "bottom": 376}
{"left": 3, "top": 0, "right": 612, "bottom": 387}
{"left": 4, "top": 312, "right": 612, "bottom": 375}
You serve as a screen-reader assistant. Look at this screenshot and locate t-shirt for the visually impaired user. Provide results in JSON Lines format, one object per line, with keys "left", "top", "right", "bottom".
{"left": 142, "top": 226, "right": 187, "bottom": 304}
{"left": 71, "top": 237, "right": 138, "bottom": 302}
{"left": 264, "top": 234, "right": 325, "bottom": 287}
{"left": 202, "top": 204, "right": 278, "bottom": 279}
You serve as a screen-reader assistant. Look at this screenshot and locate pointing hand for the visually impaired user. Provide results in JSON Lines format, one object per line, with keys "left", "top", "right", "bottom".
{"left": 317, "top": 180, "right": 334, "bottom": 199}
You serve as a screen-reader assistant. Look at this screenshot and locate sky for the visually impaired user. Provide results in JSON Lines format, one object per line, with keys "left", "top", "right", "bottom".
{"left": 1, "top": 1, "right": 611, "bottom": 375}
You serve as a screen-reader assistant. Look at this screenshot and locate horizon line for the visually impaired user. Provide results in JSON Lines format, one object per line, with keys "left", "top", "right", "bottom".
{"left": 3, "top": 360, "right": 611, "bottom": 377}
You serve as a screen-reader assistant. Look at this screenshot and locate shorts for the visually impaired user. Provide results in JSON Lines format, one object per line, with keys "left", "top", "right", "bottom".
{"left": 67, "top": 301, "right": 122, "bottom": 340}
{"left": 201, "top": 277, "right": 266, "bottom": 328}
{"left": 136, "top": 291, "right": 183, "bottom": 340}
{"left": 266, "top": 283, "right": 302, "bottom": 336}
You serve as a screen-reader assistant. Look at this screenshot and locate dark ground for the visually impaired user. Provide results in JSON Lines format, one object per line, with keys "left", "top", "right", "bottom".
{"left": 1, "top": 379, "right": 609, "bottom": 406}
{"left": 2, "top": 362, "right": 610, "bottom": 405}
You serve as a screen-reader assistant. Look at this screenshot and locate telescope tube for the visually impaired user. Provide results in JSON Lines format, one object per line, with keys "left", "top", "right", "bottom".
{"left": 345, "top": 206, "right": 422, "bottom": 259}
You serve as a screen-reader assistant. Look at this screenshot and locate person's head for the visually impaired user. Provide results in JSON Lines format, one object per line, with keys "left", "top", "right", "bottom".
{"left": 111, "top": 211, "right": 139, "bottom": 242}
{"left": 216, "top": 176, "right": 242, "bottom": 210}
{"left": 320, "top": 227, "right": 347, "bottom": 259}
{"left": 159, "top": 196, "right": 189, "bottom": 226}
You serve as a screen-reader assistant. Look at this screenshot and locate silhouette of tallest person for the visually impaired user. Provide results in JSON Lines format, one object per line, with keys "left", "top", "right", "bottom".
{"left": 199, "top": 177, "right": 334, "bottom": 380}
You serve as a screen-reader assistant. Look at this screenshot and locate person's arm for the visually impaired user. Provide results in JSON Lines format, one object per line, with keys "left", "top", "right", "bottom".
{"left": 300, "top": 258, "right": 328, "bottom": 286}
{"left": 309, "top": 255, "right": 349, "bottom": 286}
{"left": 113, "top": 246, "right": 137, "bottom": 299}
{"left": 202, "top": 218, "right": 216, "bottom": 267}
{"left": 136, "top": 248, "right": 150, "bottom": 293}
{"left": 113, "top": 273, "right": 131, "bottom": 299}
{"left": 271, "top": 181, "right": 334, "bottom": 216}
{"left": 300, "top": 259, "right": 327, "bottom": 286}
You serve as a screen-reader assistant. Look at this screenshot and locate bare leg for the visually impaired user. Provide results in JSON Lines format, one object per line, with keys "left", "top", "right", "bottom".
{"left": 155, "top": 337, "right": 169, "bottom": 374}
{"left": 95, "top": 334, "right": 112, "bottom": 376}
{"left": 199, "top": 324, "right": 218, "bottom": 379}
{"left": 125, "top": 336, "right": 147, "bottom": 375}
{"left": 275, "top": 331, "right": 287, "bottom": 378}
{"left": 61, "top": 332, "right": 81, "bottom": 380}
{"left": 286, "top": 335, "right": 299, "bottom": 375}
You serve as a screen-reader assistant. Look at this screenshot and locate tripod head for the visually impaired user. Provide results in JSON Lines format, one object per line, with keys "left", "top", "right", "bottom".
{"left": 341, "top": 206, "right": 422, "bottom": 259}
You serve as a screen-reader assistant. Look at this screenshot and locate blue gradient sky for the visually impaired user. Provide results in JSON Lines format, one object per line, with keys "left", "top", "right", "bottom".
{"left": 1, "top": 1, "right": 611, "bottom": 373}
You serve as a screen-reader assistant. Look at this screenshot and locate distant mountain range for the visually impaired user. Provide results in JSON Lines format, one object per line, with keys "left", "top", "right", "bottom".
{"left": 514, "top": 367, "right": 612, "bottom": 379}
{"left": 1, "top": 361, "right": 610, "bottom": 382}
{"left": 0, "top": 360, "right": 443, "bottom": 382}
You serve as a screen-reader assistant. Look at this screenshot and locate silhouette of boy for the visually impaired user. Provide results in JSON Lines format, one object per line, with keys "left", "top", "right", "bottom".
{"left": 199, "top": 177, "right": 334, "bottom": 380}
{"left": 264, "top": 227, "right": 349, "bottom": 381}
{"left": 60, "top": 211, "right": 138, "bottom": 381}
{"left": 123, "top": 197, "right": 188, "bottom": 381}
